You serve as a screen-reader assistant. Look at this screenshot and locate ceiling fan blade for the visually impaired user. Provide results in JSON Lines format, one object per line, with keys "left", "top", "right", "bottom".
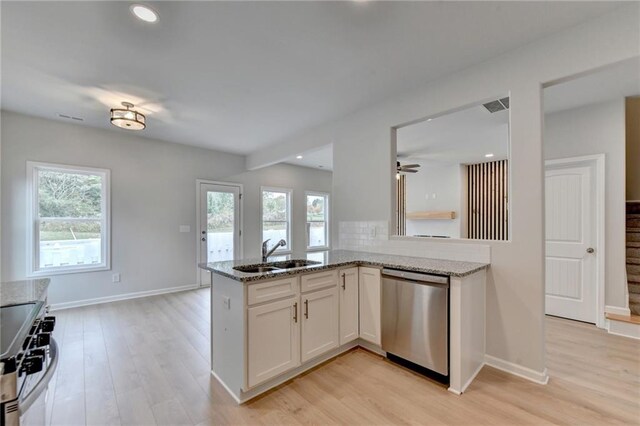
{"left": 402, "top": 169, "right": 419, "bottom": 173}
{"left": 401, "top": 164, "right": 421, "bottom": 168}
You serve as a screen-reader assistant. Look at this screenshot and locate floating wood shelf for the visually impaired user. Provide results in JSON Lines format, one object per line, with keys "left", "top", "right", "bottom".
{"left": 406, "top": 211, "right": 456, "bottom": 220}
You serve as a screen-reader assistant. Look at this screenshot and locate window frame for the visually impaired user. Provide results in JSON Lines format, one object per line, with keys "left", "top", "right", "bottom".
{"left": 26, "top": 161, "right": 111, "bottom": 276}
{"left": 260, "top": 186, "right": 292, "bottom": 254}
{"left": 305, "top": 191, "right": 330, "bottom": 251}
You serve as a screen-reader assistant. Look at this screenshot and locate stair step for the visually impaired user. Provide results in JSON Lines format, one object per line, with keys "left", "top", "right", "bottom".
{"left": 627, "top": 264, "right": 640, "bottom": 275}
{"left": 628, "top": 232, "right": 640, "bottom": 242}
{"left": 631, "top": 303, "right": 640, "bottom": 316}
{"left": 628, "top": 257, "right": 640, "bottom": 265}
{"left": 629, "top": 274, "right": 640, "bottom": 284}
{"left": 628, "top": 242, "right": 640, "bottom": 248}
{"left": 629, "top": 282, "right": 640, "bottom": 295}
{"left": 627, "top": 218, "right": 640, "bottom": 228}
{"left": 627, "top": 228, "right": 640, "bottom": 234}
{"left": 630, "top": 293, "right": 640, "bottom": 304}
{"left": 606, "top": 312, "right": 640, "bottom": 324}
{"left": 627, "top": 202, "right": 640, "bottom": 215}
{"left": 627, "top": 247, "right": 640, "bottom": 258}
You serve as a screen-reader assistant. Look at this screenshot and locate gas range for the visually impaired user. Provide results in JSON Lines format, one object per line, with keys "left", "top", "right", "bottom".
{"left": 0, "top": 280, "right": 57, "bottom": 426}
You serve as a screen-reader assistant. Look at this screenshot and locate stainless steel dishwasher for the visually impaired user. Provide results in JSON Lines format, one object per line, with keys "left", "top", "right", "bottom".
{"left": 381, "top": 268, "right": 449, "bottom": 380}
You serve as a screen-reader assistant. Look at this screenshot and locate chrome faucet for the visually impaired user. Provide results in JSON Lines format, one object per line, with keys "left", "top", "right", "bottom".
{"left": 262, "top": 239, "right": 286, "bottom": 262}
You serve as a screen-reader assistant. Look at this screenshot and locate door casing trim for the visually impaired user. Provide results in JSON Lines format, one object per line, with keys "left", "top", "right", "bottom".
{"left": 544, "top": 154, "right": 605, "bottom": 329}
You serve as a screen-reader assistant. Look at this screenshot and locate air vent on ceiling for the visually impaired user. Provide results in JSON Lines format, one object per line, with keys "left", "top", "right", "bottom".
{"left": 58, "top": 113, "right": 84, "bottom": 121}
{"left": 483, "top": 97, "right": 510, "bottom": 113}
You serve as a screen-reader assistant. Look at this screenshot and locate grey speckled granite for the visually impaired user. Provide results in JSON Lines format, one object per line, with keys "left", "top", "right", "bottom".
{"left": 199, "top": 250, "right": 488, "bottom": 283}
{"left": 0, "top": 279, "right": 50, "bottom": 306}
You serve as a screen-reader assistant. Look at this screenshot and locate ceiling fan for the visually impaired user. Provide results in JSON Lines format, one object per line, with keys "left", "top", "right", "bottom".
{"left": 396, "top": 161, "right": 420, "bottom": 174}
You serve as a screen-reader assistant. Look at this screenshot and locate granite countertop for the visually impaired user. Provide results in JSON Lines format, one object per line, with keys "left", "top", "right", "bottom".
{"left": 199, "top": 250, "right": 488, "bottom": 283}
{"left": 0, "top": 279, "right": 50, "bottom": 306}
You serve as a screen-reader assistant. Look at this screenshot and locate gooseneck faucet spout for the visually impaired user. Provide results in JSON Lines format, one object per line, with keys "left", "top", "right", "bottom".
{"left": 262, "top": 239, "right": 286, "bottom": 262}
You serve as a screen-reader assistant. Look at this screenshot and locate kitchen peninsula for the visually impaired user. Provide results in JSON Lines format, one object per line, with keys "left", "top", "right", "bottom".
{"left": 200, "top": 250, "right": 488, "bottom": 403}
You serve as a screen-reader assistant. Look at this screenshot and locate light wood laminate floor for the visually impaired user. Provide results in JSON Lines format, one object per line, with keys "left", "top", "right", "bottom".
{"left": 45, "top": 288, "right": 640, "bottom": 425}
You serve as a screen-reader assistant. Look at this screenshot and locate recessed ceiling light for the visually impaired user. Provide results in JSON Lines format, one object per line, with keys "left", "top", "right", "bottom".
{"left": 296, "top": 155, "right": 303, "bottom": 159}
{"left": 131, "top": 4, "right": 158, "bottom": 23}
{"left": 427, "top": 118, "right": 433, "bottom": 122}
{"left": 485, "top": 153, "right": 494, "bottom": 158}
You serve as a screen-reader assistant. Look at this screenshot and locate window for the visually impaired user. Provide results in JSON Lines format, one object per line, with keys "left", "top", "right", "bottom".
{"left": 306, "top": 192, "right": 329, "bottom": 250}
{"left": 261, "top": 187, "right": 291, "bottom": 252}
{"left": 27, "top": 162, "right": 110, "bottom": 275}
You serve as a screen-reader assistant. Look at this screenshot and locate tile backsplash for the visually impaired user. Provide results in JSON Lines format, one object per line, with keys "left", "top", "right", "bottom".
{"left": 338, "top": 220, "right": 490, "bottom": 263}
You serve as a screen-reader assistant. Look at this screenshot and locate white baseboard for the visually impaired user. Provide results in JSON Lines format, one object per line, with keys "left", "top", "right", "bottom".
{"left": 605, "top": 305, "right": 631, "bottom": 316}
{"left": 484, "top": 355, "right": 549, "bottom": 385}
{"left": 211, "top": 370, "right": 242, "bottom": 404}
{"left": 606, "top": 319, "right": 640, "bottom": 340}
{"left": 49, "top": 284, "right": 202, "bottom": 311}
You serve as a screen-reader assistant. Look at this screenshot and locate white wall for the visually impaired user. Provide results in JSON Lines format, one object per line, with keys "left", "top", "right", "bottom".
{"left": 244, "top": 5, "right": 640, "bottom": 375}
{"left": 225, "top": 164, "right": 332, "bottom": 259}
{"left": 405, "top": 162, "right": 462, "bottom": 238}
{"left": 544, "top": 99, "right": 627, "bottom": 307}
{"left": 0, "top": 111, "right": 331, "bottom": 306}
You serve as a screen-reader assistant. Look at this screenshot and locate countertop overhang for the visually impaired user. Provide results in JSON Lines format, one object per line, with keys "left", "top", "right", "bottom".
{"left": 0, "top": 278, "right": 50, "bottom": 306}
{"left": 199, "top": 250, "right": 488, "bottom": 283}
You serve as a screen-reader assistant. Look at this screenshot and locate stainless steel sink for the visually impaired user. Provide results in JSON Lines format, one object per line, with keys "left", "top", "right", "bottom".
{"left": 233, "top": 265, "right": 279, "bottom": 273}
{"left": 233, "top": 259, "right": 321, "bottom": 273}
{"left": 270, "top": 260, "right": 321, "bottom": 269}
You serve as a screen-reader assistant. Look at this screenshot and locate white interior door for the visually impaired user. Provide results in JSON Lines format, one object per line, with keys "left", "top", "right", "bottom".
{"left": 545, "top": 165, "right": 596, "bottom": 323}
{"left": 199, "top": 183, "right": 241, "bottom": 286}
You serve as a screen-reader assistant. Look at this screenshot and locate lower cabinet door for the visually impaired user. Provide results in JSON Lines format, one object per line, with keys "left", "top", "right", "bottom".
{"left": 339, "top": 267, "right": 359, "bottom": 345}
{"left": 359, "top": 267, "right": 381, "bottom": 345}
{"left": 301, "top": 287, "right": 340, "bottom": 363}
{"left": 247, "top": 297, "right": 300, "bottom": 388}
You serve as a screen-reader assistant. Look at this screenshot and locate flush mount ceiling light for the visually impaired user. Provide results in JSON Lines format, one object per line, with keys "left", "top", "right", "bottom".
{"left": 131, "top": 4, "right": 158, "bottom": 23}
{"left": 110, "top": 102, "right": 146, "bottom": 130}
{"left": 485, "top": 153, "right": 495, "bottom": 158}
{"left": 296, "top": 155, "right": 303, "bottom": 159}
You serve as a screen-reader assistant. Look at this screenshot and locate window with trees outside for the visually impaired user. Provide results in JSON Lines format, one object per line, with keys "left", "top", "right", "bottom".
{"left": 27, "top": 162, "right": 110, "bottom": 275}
{"left": 261, "top": 187, "right": 291, "bottom": 252}
{"left": 306, "top": 192, "right": 329, "bottom": 249}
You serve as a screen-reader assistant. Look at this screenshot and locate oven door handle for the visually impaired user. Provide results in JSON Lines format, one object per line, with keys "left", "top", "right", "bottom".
{"left": 18, "top": 337, "right": 59, "bottom": 416}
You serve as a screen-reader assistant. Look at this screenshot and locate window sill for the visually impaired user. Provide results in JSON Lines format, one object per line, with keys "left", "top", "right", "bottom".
{"left": 29, "top": 264, "right": 110, "bottom": 277}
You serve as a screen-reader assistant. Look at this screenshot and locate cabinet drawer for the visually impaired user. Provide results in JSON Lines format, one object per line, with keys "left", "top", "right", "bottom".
{"left": 247, "top": 277, "right": 299, "bottom": 306}
{"left": 301, "top": 270, "right": 338, "bottom": 293}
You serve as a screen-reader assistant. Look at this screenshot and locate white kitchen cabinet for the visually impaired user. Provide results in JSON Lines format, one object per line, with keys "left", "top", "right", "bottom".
{"left": 339, "top": 267, "right": 359, "bottom": 345}
{"left": 301, "top": 286, "right": 339, "bottom": 363}
{"left": 247, "top": 297, "right": 300, "bottom": 388}
{"left": 359, "top": 267, "right": 381, "bottom": 345}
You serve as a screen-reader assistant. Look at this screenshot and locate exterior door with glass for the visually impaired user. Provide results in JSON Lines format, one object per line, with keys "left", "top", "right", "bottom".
{"left": 199, "top": 182, "right": 241, "bottom": 286}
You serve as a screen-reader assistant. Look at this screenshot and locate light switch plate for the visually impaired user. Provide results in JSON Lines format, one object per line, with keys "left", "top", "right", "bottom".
{"left": 112, "top": 273, "right": 121, "bottom": 283}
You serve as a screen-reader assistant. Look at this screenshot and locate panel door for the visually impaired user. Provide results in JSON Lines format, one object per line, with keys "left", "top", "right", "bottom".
{"left": 301, "top": 287, "right": 339, "bottom": 363}
{"left": 545, "top": 165, "right": 596, "bottom": 323}
{"left": 339, "top": 267, "right": 359, "bottom": 345}
{"left": 359, "top": 267, "right": 381, "bottom": 345}
{"left": 247, "top": 297, "right": 300, "bottom": 388}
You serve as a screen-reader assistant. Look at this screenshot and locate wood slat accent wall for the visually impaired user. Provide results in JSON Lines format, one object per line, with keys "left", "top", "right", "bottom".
{"left": 467, "top": 160, "right": 508, "bottom": 240}
{"left": 396, "top": 175, "right": 406, "bottom": 236}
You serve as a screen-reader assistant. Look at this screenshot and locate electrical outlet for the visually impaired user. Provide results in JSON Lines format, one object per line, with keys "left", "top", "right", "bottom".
{"left": 112, "top": 273, "right": 121, "bottom": 283}
{"left": 222, "top": 296, "right": 231, "bottom": 310}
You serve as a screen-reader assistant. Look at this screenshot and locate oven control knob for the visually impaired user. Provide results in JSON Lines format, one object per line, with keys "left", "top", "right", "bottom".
{"left": 30, "top": 333, "right": 51, "bottom": 348}
{"left": 39, "top": 318, "right": 55, "bottom": 333}
{"left": 21, "top": 355, "right": 43, "bottom": 376}
{"left": 29, "top": 348, "right": 46, "bottom": 360}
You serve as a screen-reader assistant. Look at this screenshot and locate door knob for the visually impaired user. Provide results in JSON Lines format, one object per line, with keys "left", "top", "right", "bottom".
{"left": 586, "top": 247, "right": 595, "bottom": 254}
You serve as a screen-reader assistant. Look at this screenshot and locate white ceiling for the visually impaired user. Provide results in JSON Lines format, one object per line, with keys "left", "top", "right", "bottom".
{"left": 1, "top": 2, "right": 623, "bottom": 155}
{"left": 397, "top": 104, "right": 509, "bottom": 166}
{"left": 544, "top": 57, "right": 640, "bottom": 113}
{"left": 284, "top": 144, "right": 333, "bottom": 171}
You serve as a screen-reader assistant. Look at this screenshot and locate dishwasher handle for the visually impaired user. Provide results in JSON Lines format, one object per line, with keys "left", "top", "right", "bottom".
{"left": 381, "top": 268, "right": 449, "bottom": 286}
